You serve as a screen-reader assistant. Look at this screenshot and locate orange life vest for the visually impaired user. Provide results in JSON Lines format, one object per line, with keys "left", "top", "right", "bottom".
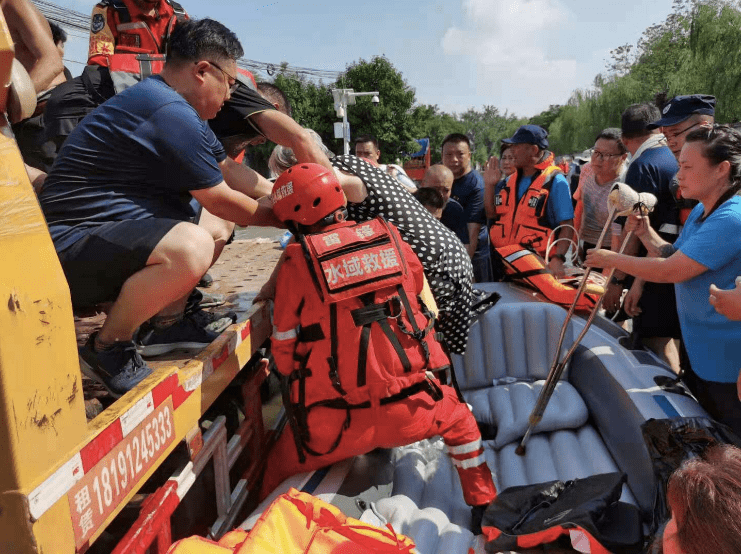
{"left": 274, "top": 218, "right": 450, "bottom": 462}
{"left": 490, "top": 153, "right": 563, "bottom": 257}
{"left": 88, "top": 0, "right": 187, "bottom": 93}
{"left": 495, "top": 244, "right": 599, "bottom": 312}
{"left": 167, "top": 489, "right": 417, "bottom": 553}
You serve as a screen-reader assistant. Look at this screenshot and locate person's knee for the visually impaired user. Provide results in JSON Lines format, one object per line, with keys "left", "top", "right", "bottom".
{"left": 152, "top": 223, "right": 215, "bottom": 282}
{"left": 198, "top": 209, "right": 235, "bottom": 244}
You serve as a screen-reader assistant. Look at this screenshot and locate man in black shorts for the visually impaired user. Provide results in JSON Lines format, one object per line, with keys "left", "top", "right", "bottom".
{"left": 615, "top": 103, "right": 681, "bottom": 372}
{"left": 38, "top": 19, "right": 279, "bottom": 396}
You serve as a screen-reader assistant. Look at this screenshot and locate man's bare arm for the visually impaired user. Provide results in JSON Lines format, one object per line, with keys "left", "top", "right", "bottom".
{"left": 191, "top": 182, "right": 281, "bottom": 228}
{"left": 250, "top": 110, "right": 334, "bottom": 172}
{"left": 220, "top": 157, "right": 274, "bottom": 199}
{"left": 466, "top": 222, "right": 480, "bottom": 258}
{"left": 2, "top": 0, "right": 64, "bottom": 92}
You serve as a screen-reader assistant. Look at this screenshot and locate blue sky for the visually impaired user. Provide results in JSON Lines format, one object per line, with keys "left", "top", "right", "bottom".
{"left": 55, "top": 0, "right": 675, "bottom": 118}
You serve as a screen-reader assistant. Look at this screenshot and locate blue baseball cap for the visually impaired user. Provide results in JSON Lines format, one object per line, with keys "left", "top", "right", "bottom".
{"left": 502, "top": 125, "right": 549, "bottom": 149}
{"left": 647, "top": 95, "right": 716, "bottom": 129}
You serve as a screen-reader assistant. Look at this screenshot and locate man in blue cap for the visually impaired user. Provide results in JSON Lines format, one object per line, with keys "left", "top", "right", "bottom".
{"left": 648, "top": 95, "right": 716, "bottom": 223}
{"left": 486, "top": 124, "right": 574, "bottom": 277}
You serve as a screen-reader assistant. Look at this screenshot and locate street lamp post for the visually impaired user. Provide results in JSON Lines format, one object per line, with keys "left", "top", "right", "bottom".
{"left": 331, "top": 88, "right": 380, "bottom": 155}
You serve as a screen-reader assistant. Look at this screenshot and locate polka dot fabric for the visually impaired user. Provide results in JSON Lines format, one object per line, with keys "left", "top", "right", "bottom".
{"left": 332, "top": 155, "right": 479, "bottom": 354}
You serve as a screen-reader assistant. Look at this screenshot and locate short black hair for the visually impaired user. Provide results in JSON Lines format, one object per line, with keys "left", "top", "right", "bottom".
{"left": 168, "top": 18, "right": 243, "bottom": 65}
{"left": 48, "top": 20, "right": 66, "bottom": 45}
{"left": 621, "top": 103, "right": 661, "bottom": 139}
{"left": 354, "top": 134, "right": 379, "bottom": 149}
{"left": 595, "top": 127, "right": 627, "bottom": 154}
{"left": 257, "top": 82, "right": 292, "bottom": 117}
{"left": 442, "top": 133, "right": 471, "bottom": 151}
{"left": 414, "top": 187, "right": 445, "bottom": 210}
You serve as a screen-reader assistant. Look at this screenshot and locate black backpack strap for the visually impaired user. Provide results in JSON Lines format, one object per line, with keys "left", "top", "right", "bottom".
{"left": 354, "top": 292, "right": 375, "bottom": 388}
{"left": 327, "top": 303, "right": 346, "bottom": 396}
{"left": 395, "top": 286, "right": 432, "bottom": 365}
{"left": 282, "top": 358, "right": 312, "bottom": 464}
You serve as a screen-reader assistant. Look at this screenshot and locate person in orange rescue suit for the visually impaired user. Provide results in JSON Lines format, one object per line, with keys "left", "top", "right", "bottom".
{"left": 88, "top": 0, "right": 186, "bottom": 66}
{"left": 39, "top": 0, "right": 189, "bottom": 172}
{"left": 88, "top": 0, "right": 187, "bottom": 92}
{"left": 259, "top": 163, "right": 498, "bottom": 519}
{"left": 485, "top": 125, "right": 575, "bottom": 278}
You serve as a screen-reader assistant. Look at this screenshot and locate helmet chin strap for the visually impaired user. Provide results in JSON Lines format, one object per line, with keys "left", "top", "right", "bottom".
{"left": 320, "top": 208, "right": 348, "bottom": 227}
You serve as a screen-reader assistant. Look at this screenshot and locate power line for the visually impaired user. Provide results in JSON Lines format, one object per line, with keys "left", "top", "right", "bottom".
{"left": 31, "top": 0, "right": 344, "bottom": 82}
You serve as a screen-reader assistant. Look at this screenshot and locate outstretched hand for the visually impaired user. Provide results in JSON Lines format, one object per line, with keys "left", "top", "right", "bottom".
{"left": 709, "top": 277, "right": 741, "bottom": 321}
{"left": 483, "top": 155, "right": 502, "bottom": 186}
{"left": 584, "top": 248, "right": 615, "bottom": 269}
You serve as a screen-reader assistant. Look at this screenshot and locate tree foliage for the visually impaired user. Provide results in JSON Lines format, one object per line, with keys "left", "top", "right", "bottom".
{"left": 251, "top": 2, "right": 741, "bottom": 175}
{"left": 548, "top": 0, "right": 741, "bottom": 154}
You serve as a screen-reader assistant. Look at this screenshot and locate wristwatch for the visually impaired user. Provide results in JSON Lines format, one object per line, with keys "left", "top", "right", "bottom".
{"left": 610, "top": 276, "right": 626, "bottom": 286}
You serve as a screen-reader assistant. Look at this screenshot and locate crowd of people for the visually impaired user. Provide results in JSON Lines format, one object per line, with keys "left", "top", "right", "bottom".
{"left": 3, "top": 1, "right": 741, "bottom": 549}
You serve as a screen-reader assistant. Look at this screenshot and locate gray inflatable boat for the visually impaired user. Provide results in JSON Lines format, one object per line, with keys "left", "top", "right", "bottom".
{"left": 244, "top": 282, "right": 707, "bottom": 553}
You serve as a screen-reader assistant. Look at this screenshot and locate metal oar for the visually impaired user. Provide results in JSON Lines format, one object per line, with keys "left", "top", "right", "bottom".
{"left": 515, "top": 186, "right": 656, "bottom": 456}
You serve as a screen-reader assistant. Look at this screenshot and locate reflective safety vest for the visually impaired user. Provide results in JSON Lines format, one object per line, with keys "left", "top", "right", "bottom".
{"left": 273, "top": 218, "right": 451, "bottom": 462}
{"left": 89, "top": 0, "right": 187, "bottom": 93}
{"left": 495, "top": 244, "right": 600, "bottom": 312}
{"left": 490, "top": 153, "right": 564, "bottom": 257}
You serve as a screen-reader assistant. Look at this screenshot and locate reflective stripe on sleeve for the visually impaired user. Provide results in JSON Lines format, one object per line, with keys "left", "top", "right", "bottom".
{"left": 450, "top": 453, "right": 486, "bottom": 469}
{"left": 272, "top": 325, "right": 298, "bottom": 341}
{"left": 446, "top": 438, "right": 483, "bottom": 456}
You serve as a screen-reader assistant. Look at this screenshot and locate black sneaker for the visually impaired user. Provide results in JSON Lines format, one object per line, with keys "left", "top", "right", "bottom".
{"left": 185, "top": 288, "right": 225, "bottom": 313}
{"left": 136, "top": 313, "right": 221, "bottom": 357}
{"left": 79, "top": 333, "right": 153, "bottom": 397}
{"left": 198, "top": 272, "right": 214, "bottom": 288}
{"left": 189, "top": 308, "right": 237, "bottom": 334}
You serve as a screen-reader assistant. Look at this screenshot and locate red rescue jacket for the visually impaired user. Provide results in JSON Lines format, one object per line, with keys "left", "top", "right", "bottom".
{"left": 272, "top": 218, "right": 451, "bottom": 461}
{"left": 490, "top": 152, "right": 563, "bottom": 257}
{"left": 88, "top": 0, "right": 187, "bottom": 92}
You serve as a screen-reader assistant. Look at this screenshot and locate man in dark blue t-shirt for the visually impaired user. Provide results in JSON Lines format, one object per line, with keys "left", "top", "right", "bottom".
{"left": 441, "top": 133, "right": 490, "bottom": 282}
{"left": 39, "top": 19, "right": 279, "bottom": 396}
{"left": 610, "top": 103, "right": 681, "bottom": 374}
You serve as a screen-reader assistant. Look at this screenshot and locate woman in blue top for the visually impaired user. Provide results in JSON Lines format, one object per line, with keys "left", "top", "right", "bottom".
{"left": 586, "top": 125, "right": 741, "bottom": 435}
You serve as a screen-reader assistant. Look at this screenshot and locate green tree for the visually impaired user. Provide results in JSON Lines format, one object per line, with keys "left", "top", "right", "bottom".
{"left": 334, "top": 56, "right": 422, "bottom": 158}
{"left": 528, "top": 105, "right": 565, "bottom": 133}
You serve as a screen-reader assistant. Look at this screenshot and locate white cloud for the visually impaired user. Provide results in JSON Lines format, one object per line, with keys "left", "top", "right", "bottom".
{"left": 441, "top": 0, "right": 580, "bottom": 116}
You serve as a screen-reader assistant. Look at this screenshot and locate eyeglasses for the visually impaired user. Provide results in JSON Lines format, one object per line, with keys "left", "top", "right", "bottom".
{"left": 664, "top": 122, "right": 703, "bottom": 142}
{"left": 206, "top": 60, "right": 239, "bottom": 95}
{"left": 592, "top": 151, "right": 623, "bottom": 161}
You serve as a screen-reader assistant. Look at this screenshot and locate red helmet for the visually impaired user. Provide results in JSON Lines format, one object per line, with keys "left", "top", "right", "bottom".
{"left": 271, "top": 163, "right": 346, "bottom": 226}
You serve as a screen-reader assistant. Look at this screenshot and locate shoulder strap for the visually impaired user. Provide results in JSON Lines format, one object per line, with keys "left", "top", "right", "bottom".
{"left": 534, "top": 166, "right": 564, "bottom": 221}
{"left": 99, "top": 0, "right": 131, "bottom": 23}
{"left": 164, "top": 0, "right": 187, "bottom": 21}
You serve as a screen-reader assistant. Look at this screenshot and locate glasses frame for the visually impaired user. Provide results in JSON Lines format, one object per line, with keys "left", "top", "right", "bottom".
{"left": 663, "top": 121, "right": 703, "bottom": 142}
{"left": 591, "top": 150, "right": 624, "bottom": 161}
{"left": 203, "top": 60, "right": 239, "bottom": 95}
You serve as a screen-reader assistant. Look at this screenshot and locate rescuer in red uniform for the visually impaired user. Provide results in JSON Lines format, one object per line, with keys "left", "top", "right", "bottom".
{"left": 259, "top": 163, "right": 497, "bottom": 525}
